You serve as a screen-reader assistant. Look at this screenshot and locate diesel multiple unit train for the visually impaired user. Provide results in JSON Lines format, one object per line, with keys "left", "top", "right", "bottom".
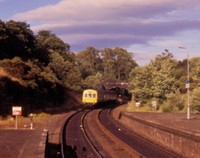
{"left": 82, "top": 89, "right": 131, "bottom": 105}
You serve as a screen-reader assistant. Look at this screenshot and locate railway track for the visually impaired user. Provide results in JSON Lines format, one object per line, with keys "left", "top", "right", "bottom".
{"left": 61, "top": 104, "right": 182, "bottom": 158}
{"left": 61, "top": 109, "right": 102, "bottom": 158}
{"left": 99, "top": 108, "right": 182, "bottom": 158}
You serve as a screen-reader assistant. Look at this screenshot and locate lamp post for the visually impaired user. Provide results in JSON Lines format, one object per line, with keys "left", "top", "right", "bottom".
{"left": 186, "top": 53, "right": 190, "bottom": 120}
{"left": 179, "top": 46, "right": 190, "bottom": 119}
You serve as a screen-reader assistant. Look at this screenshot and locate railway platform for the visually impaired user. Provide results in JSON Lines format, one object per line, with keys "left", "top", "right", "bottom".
{"left": 0, "top": 112, "right": 75, "bottom": 158}
{"left": 0, "top": 129, "right": 47, "bottom": 158}
{"left": 1, "top": 103, "right": 200, "bottom": 158}
{"left": 113, "top": 104, "right": 200, "bottom": 158}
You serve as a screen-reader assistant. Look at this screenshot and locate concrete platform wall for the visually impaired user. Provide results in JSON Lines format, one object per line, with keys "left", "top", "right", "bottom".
{"left": 119, "top": 112, "right": 200, "bottom": 158}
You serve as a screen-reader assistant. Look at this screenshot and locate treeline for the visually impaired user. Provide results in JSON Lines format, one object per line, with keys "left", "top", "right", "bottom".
{"left": 0, "top": 20, "right": 200, "bottom": 116}
{"left": 0, "top": 20, "right": 81, "bottom": 116}
{"left": 130, "top": 50, "right": 200, "bottom": 112}
{"left": 0, "top": 20, "right": 137, "bottom": 116}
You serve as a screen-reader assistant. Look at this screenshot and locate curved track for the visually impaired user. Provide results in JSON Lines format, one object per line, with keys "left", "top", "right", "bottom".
{"left": 99, "top": 108, "right": 181, "bottom": 158}
{"left": 61, "top": 105, "right": 182, "bottom": 158}
{"left": 61, "top": 109, "right": 102, "bottom": 158}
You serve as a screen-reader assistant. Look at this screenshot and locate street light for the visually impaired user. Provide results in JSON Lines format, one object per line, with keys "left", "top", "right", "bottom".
{"left": 179, "top": 46, "right": 190, "bottom": 119}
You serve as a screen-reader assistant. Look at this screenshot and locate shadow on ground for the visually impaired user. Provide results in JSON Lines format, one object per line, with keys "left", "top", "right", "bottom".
{"left": 45, "top": 141, "right": 61, "bottom": 158}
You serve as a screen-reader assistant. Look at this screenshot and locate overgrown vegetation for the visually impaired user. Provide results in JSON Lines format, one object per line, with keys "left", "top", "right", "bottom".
{"left": 129, "top": 50, "right": 200, "bottom": 113}
{"left": 0, "top": 20, "right": 200, "bottom": 116}
{"left": 0, "top": 20, "right": 80, "bottom": 116}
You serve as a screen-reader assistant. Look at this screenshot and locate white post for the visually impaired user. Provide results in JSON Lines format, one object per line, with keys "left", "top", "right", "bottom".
{"left": 30, "top": 113, "right": 33, "bottom": 130}
{"left": 15, "top": 115, "right": 18, "bottom": 129}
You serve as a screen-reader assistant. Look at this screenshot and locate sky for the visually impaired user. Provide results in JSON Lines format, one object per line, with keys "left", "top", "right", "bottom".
{"left": 1, "top": 0, "right": 200, "bottom": 65}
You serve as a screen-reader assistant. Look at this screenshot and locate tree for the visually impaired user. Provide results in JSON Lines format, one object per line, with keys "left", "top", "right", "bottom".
{"left": 150, "top": 51, "right": 177, "bottom": 101}
{"left": 129, "top": 50, "right": 178, "bottom": 105}
{"left": 190, "top": 57, "right": 200, "bottom": 87}
{"left": 101, "top": 47, "right": 137, "bottom": 81}
{"left": 114, "top": 47, "right": 137, "bottom": 80}
{"left": 36, "top": 30, "right": 70, "bottom": 53}
{"left": 162, "top": 92, "right": 185, "bottom": 112}
{"left": 82, "top": 73, "right": 103, "bottom": 89}
{"left": 174, "top": 59, "right": 188, "bottom": 93}
{"left": 48, "top": 51, "right": 81, "bottom": 90}
{"left": 76, "top": 46, "right": 102, "bottom": 79}
{"left": 0, "top": 21, "right": 77, "bottom": 114}
{"left": 36, "top": 30, "right": 81, "bottom": 90}
{"left": 36, "top": 30, "right": 74, "bottom": 64}
{"left": 0, "top": 20, "right": 36, "bottom": 60}
{"left": 129, "top": 65, "right": 152, "bottom": 103}
{"left": 191, "top": 87, "right": 200, "bottom": 112}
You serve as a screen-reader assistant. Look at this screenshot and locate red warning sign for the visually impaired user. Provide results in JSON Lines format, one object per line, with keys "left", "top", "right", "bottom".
{"left": 12, "top": 106, "right": 22, "bottom": 116}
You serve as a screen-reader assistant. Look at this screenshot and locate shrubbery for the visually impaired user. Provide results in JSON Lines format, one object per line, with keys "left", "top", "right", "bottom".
{"left": 161, "top": 92, "right": 185, "bottom": 112}
{"left": 191, "top": 87, "right": 200, "bottom": 112}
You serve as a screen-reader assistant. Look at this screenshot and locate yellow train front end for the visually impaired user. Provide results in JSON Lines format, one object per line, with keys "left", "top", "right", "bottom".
{"left": 82, "top": 89, "right": 98, "bottom": 105}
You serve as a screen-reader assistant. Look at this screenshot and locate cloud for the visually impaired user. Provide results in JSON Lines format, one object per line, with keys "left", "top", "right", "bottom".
{"left": 12, "top": 0, "right": 200, "bottom": 22}
{"left": 11, "top": 0, "right": 200, "bottom": 61}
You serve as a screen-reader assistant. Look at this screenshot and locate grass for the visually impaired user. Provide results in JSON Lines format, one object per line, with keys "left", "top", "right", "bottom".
{"left": 126, "top": 101, "right": 157, "bottom": 112}
{"left": 0, "top": 112, "right": 51, "bottom": 129}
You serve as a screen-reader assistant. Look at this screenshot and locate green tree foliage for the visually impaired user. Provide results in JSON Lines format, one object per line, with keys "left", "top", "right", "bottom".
{"left": 76, "top": 47, "right": 138, "bottom": 88}
{"left": 129, "top": 65, "right": 152, "bottom": 103}
{"left": 76, "top": 46, "right": 102, "bottom": 79}
{"left": 191, "top": 87, "right": 200, "bottom": 112}
{"left": 2, "top": 19, "right": 200, "bottom": 115}
{"left": 190, "top": 57, "right": 200, "bottom": 87}
{"left": 101, "top": 48, "right": 116, "bottom": 80}
{"left": 36, "top": 30, "right": 81, "bottom": 90}
{"left": 130, "top": 50, "right": 177, "bottom": 104}
{"left": 174, "top": 59, "right": 188, "bottom": 93}
{"left": 0, "top": 57, "right": 58, "bottom": 88}
{"left": 101, "top": 47, "right": 137, "bottom": 81}
{"left": 36, "top": 30, "right": 70, "bottom": 53}
{"left": 161, "top": 92, "right": 185, "bottom": 112}
{"left": 48, "top": 51, "right": 81, "bottom": 90}
{"left": 129, "top": 51, "right": 200, "bottom": 112}
{"left": 114, "top": 47, "right": 138, "bottom": 80}
{"left": 83, "top": 73, "right": 103, "bottom": 89}
{"left": 0, "top": 20, "right": 80, "bottom": 115}
{"left": 0, "top": 57, "right": 62, "bottom": 114}
{"left": 0, "top": 20, "right": 36, "bottom": 60}
{"left": 150, "top": 51, "right": 177, "bottom": 101}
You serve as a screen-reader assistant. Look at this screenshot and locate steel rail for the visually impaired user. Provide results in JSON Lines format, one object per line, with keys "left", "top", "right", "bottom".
{"left": 60, "top": 110, "right": 80, "bottom": 158}
{"left": 60, "top": 108, "right": 103, "bottom": 158}
{"left": 80, "top": 109, "right": 103, "bottom": 158}
{"left": 98, "top": 108, "right": 145, "bottom": 158}
{"left": 102, "top": 107, "right": 181, "bottom": 158}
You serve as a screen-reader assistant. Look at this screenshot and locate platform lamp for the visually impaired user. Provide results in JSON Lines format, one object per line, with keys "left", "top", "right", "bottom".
{"left": 179, "top": 46, "right": 190, "bottom": 120}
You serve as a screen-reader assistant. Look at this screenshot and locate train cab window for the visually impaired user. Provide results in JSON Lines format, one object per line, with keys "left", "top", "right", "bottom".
{"left": 89, "top": 94, "right": 92, "bottom": 98}
{"left": 93, "top": 94, "right": 96, "bottom": 98}
{"left": 84, "top": 94, "right": 88, "bottom": 98}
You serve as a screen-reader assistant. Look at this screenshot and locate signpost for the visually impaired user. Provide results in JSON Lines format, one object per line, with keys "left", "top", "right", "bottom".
{"left": 30, "top": 113, "right": 33, "bottom": 130}
{"left": 12, "top": 106, "right": 22, "bottom": 129}
{"left": 185, "top": 80, "right": 190, "bottom": 89}
{"left": 152, "top": 101, "right": 157, "bottom": 111}
{"left": 135, "top": 102, "right": 140, "bottom": 111}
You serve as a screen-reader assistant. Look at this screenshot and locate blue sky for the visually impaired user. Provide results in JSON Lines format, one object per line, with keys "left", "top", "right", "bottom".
{"left": 1, "top": 0, "right": 200, "bottom": 65}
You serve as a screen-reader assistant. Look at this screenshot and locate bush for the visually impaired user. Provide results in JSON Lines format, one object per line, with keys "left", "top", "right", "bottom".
{"left": 191, "top": 87, "right": 200, "bottom": 112}
{"left": 161, "top": 92, "right": 185, "bottom": 112}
